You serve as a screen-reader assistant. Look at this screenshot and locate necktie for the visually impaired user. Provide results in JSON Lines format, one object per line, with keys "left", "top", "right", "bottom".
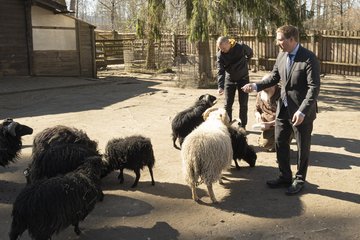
{"left": 283, "top": 53, "right": 294, "bottom": 107}
{"left": 286, "top": 53, "right": 294, "bottom": 75}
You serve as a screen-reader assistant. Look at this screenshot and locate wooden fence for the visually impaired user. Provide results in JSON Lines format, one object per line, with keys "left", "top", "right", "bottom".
{"left": 95, "top": 30, "right": 360, "bottom": 76}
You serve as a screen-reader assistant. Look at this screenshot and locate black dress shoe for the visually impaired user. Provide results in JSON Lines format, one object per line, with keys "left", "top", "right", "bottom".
{"left": 285, "top": 179, "right": 305, "bottom": 195}
{"left": 266, "top": 178, "right": 292, "bottom": 188}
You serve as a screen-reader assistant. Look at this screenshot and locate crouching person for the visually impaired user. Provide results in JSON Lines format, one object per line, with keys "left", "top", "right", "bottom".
{"left": 254, "top": 83, "right": 280, "bottom": 152}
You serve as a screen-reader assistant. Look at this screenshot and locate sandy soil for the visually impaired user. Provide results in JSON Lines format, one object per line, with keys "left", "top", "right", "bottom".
{"left": 0, "top": 70, "right": 359, "bottom": 240}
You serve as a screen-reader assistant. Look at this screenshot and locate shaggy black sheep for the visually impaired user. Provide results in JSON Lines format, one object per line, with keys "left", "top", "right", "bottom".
{"left": 171, "top": 94, "right": 217, "bottom": 149}
{"left": 228, "top": 126, "right": 257, "bottom": 169}
{"left": 9, "top": 156, "right": 104, "bottom": 240}
{"left": 104, "top": 135, "right": 155, "bottom": 188}
{"left": 0, "top": 118, "right": 33, "bottom": 167}
{"left": 25, "top": 125, "right": 100, "bottom": 184}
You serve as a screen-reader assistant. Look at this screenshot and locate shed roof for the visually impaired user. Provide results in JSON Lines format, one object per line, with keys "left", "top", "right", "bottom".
{"left": 32, "top": 0, "right": 68, "bottom": 13}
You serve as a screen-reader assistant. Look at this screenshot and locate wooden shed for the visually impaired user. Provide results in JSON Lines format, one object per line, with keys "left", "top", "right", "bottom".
{"left": 0, "top": 0, "right": 96, "bottom": 78}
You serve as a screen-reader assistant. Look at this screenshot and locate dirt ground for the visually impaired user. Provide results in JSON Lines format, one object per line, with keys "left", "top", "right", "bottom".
{"left": 0, "top": 69, "right": 359, "bottom": 240}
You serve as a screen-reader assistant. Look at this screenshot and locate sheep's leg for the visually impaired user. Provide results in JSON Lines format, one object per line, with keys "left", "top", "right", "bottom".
{"left": 118, "top": 168, "right": 124, "bottom": 184}
{"left": 218, "top": 174, "right": 224, "bottom": 185}
{"left": 98, "top": 190, "right": 104, "bottom": 202}
{"left": 73, "top": 223, "right": 81, "bottom": 235}
{"left": 234, "top": 159, "right": 241, "bottom": 170}
{"left": 148, "top": 165, "right": 155, "bottom": 186}
{"left": 131, "top": 169, "right": 140, "bottom": 188}
{"left": 207, "top": 183, "right": 218, "bottom": 204}
{"left": 9, "top": 221, "right": 27, "bottom": 240}
{"left": 190, "top": 183, "right": 199, "bottom": 202}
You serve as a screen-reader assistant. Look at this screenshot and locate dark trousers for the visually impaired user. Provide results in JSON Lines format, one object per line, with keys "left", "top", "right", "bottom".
{"left": 275, "top": 105, "right": 313, "bottom": 181}
{"left": 224, "top": 83, "right": 249, "bottom": 127}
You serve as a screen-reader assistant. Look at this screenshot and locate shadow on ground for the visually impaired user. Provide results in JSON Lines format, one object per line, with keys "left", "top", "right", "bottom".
{"left": 318, "top": 78, "right": 360, "bottom": 111}
{"left": 216, "top": 164, "right": 360, "bottom": 217}
{"left": 77, "top": 222, "right": 180, "bottom": 240}
{"left": 312, "top": 133, "right": 360, "bottom": 154}
{"left": 92, "top": 194, "right": 154, "bottom": 218}
{"left": 0, "top": 77, "right": 161, "bottom": 119}
{"left": 101, "top": 172, "right": 207, "bottom": 199}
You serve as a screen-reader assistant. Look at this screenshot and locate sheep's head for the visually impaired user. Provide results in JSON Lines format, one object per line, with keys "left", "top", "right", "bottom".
{"left": 229, "top": 119, "right": 247, "bottom": 134}
{"left": 2, "top": 118, "right": 33, "bottom": 138}
{"left": 199, "top": 94, "right": 217, "bottom": 106}
{"left": 202, "top": 108, "right": 230, "bottom": 125}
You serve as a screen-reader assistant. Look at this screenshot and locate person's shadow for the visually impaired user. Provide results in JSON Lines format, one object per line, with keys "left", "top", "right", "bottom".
{"left": 211, "top": 164, "right": 360, "bottom": 218}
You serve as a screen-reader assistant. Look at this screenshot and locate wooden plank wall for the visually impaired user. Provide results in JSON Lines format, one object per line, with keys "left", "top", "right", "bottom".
{"left": 0, "top": 0, "right": 29, "bottom": 76}
{"left": 32, "top": 51, "right": 79, "bottom": 76}
{"left": 78, "top": 21, "right": 96, "bottom": 77}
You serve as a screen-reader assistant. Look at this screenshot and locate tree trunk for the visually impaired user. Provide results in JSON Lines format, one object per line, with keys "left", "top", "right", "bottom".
{"left": 146, "top": 36, "right": 157, "bottom": 69}
{"left": 69, "top": 0, "right": 76, "bottom": 16}
{"left": 196, "top": 40, "right": 212, "bottom": 88}
{"left": 111, "top": 0, "right": 115, "bottom": 30}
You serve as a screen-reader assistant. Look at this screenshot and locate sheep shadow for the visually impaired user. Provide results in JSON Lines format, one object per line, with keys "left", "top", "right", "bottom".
{"left": 102, "top": 172, "right": 207, "bottom": 199}
{"left": 72, "top": 221, "right": 180, "bottom": 240}
{"left": 92, "top": 194, "right": 154, "bottom": 218}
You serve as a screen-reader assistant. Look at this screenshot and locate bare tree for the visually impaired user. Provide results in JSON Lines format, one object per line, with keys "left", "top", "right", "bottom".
{"left": 304, "top": 0, "right": 359, "bottom": 30}
{"left": 97, "top": 0, "right": 122, "bottom": 30}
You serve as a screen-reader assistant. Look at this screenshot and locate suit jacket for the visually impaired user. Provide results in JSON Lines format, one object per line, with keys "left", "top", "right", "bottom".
{"left": 256, "top": 45, "right": 320, "bottom": 123}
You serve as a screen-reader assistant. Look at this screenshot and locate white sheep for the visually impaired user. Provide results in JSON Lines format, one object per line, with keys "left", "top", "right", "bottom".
{"left": 181, "top": 107, "right": 233, "bottom": 203}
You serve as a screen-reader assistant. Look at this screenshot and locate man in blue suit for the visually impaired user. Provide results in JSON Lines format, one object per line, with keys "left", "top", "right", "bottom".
{"left": 242, "top": 25, "right": 321, "bottom": 195}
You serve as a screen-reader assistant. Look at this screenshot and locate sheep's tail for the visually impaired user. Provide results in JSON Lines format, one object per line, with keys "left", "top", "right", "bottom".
{"left": 172, "top": 133, "right": 181, "bottom": 150}
{"left": 146, "top": 141, "right": 156, "bottom": 169}
{"left": 9, "top": 214, "right": 26, "bottom": 240}
{"left": 181, "top": 149, "right": 200, "bottom": 185}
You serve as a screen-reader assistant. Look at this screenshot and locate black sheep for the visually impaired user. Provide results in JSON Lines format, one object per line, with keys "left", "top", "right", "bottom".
{"left": 0, "top": 118, "right": 33, "bottom": 167}
{"left": 171, "top": 94, "right": 217, "bottom": 149}
{"left": 104, "top": 135, "right": 155, "bottom": 188}
{"left": 9, "top": 156, "right": 104, "bottom": 240}
{"left": 228, "top": 126, "right": 257, "bottom": 169}
{"left": 25, "top": 125, "right": 100, "bottom": 184}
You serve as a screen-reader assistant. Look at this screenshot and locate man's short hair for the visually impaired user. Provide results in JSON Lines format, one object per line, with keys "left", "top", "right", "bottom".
{"left": 277, "top": 25, "right": 299, "bottom": 42}
{"left": 216, "top": 36, "right": 229, "bottom": 48}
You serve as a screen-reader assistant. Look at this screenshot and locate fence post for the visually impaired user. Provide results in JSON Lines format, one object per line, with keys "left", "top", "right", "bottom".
{"left": 310, "top": 30, "right": 316, "bottom": 54}
{"left": 172, "top": 33, "right": 176, "bottom": 66}
{"left": 254, "top": 31, "right": 259, "bottom": 72}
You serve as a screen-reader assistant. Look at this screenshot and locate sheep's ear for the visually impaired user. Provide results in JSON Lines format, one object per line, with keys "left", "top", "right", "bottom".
{"left": 203, "top": 94, "right": 209, "bottom": 102}
{"left": 202, "top": 107, "right": 218, "bottom": 120}
{"left": 199, "top": 94, "right": 205, "bottom": 100}
{"left": 6, "top": 121, "right": 18, "bottom": 137}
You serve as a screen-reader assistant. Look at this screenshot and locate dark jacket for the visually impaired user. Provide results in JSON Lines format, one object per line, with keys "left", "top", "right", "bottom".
{"left": 217, "top": 41, "right": 253, "bottom": 89}
{"left": 256, "top": 45, "right": 320, "bottom": 123}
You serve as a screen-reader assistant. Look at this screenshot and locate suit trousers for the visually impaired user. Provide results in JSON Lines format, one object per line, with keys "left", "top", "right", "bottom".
{"left": 224, "top": 83, "right": 249, "bottom": 127}
{"left": 275, "top": 104, "right": 314, "bottom": 181}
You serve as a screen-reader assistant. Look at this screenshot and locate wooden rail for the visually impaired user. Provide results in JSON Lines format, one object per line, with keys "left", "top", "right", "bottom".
{"left": 95, "top": 30, "right": 360, "bottom": 76}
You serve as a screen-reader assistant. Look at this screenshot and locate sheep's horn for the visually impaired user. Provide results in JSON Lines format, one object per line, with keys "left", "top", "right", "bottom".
{"left": 229, "top": 119, "right": 237, "bottom": 125}
{"left": 6, "top": 121, "right": 18, "bottom": 137}
{"left": 202, "top": 107, "right": 218, "bottom": 120}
